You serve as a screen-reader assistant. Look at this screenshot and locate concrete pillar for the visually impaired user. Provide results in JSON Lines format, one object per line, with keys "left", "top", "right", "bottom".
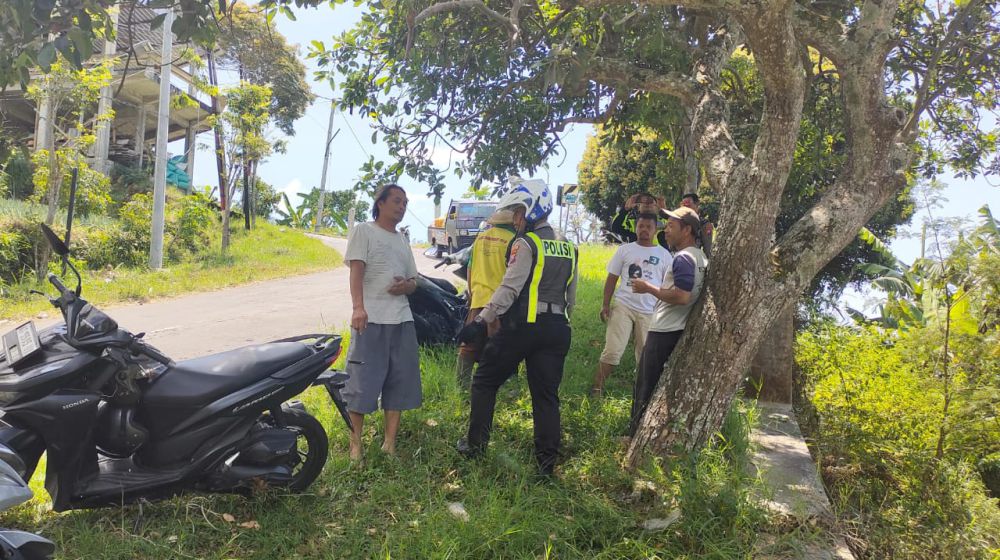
{"left": 35, "top": 94, "right": 53, "bottom": 153}
{"left": 183, "top": 122, "right": 196, "bottom": 191}
{"left": 149, "top": 8, "right": 174, "bottom": 269}
{"left": 92, "top": 9, "right": 119, "bottom": 174}
{"left": 135, "top": 103, "right": 147, "bottom": 167}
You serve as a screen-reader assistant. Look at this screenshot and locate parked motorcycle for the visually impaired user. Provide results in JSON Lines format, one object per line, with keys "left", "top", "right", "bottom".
{"left": 404, "top": 246, "right": 471, "bottom": 346}
{"left": 0, "top": 224, "right": 352, "bottom": 513}
{"left": 0, "top": 459, "right": 55, "bottom": 559}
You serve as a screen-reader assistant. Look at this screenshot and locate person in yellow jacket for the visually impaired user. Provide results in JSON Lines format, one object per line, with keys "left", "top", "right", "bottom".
{"left": 456, "top": 209, "right": 517, "bottom": 388}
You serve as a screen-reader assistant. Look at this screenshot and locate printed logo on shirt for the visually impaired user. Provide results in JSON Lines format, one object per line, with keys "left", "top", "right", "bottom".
{"left": 508, "top": 242, "right": 520, "bottom": 265}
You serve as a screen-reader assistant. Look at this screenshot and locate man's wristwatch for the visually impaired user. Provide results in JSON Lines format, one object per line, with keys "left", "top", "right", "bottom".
{"left": 474, "top": 315, "right": 485, "bottom": 324}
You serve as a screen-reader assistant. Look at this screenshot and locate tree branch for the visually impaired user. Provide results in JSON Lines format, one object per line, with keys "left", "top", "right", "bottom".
{"left": 902, "top": 0, "right": 987, "bottom": 139}
{"left": 413, "top": 1, "right": 516, "bottom": 34}
{"left": 685, "top": 19, "right": 745, "bottom": 194}
{"left": 791, "top": 4, "right": 849, "bottom": 64}
{"left": 580, "top": 0, "right": 733, "bottom": 11}
{"left": 586, "top": 57, "right": 700, "bottom": 104}
{"left": 554, "top": 90, "right": 626, "bottom": 131}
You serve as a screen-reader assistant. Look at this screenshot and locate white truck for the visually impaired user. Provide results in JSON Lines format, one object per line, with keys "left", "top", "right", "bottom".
{"left": 427, "top": 199, "right": 498, "bottom": 256}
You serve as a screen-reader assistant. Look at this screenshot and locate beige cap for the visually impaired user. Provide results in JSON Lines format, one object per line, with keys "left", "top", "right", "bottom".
{"left": 660, "top": 206, "right": 701, "bottom": 235}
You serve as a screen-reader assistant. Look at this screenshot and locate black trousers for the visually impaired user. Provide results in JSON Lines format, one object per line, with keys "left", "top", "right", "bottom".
{"left": 467, "top": 313, "right": 572, "bottom": 472}
{"left": 629, "top": 329, "right": 684, "bottom": 436}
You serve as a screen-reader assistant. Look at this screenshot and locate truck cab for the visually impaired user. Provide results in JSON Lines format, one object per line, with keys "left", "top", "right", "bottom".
{"left": 428, "top": 199, "right": 498, "bottom": 256}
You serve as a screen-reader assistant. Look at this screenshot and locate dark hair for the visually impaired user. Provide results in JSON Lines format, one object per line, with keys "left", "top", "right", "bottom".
{"left": 372, "top": 184, "right": 405, "bottom": 220}
{"left": 636, "top": 212, "right": 658, "bottom": 223}
{"left": 681, "top": 192, "right": 700, "bottom": 204}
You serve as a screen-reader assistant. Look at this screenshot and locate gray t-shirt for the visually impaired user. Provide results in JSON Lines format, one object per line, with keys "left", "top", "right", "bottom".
{"left": 344, "top": 222, "right": 419, "bottom": 324}
{"left": 649, "top": 246, "right": 708, "bottom": 333}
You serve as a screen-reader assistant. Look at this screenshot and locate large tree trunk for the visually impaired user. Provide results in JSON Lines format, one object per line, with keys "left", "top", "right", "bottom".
{"left": 745, "top": 304, "right": 795, "bottom": 403}
{"left": 625, "top": 0, "right": 911, "bottom": 464}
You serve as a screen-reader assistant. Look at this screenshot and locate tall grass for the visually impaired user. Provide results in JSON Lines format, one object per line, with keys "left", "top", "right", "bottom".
{"left": 0, "top": 243, "right": 770, "bottom": 559}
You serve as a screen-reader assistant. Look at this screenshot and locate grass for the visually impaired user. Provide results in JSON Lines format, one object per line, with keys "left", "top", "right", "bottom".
{"left": 0, "top": 222, "right": 341, "bottom": 321}
{"left": 0, "top": 243, "right": 772, "bottom": 559}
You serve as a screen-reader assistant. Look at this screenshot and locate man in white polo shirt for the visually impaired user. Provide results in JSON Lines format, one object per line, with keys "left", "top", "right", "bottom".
{"left": 590, "top": 213, "right": 671, "bottom": 396}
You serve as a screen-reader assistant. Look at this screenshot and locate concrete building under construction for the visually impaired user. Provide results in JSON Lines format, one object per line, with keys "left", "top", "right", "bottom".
{"left": 0, "top": 3, "right": 216, "bottom": 188}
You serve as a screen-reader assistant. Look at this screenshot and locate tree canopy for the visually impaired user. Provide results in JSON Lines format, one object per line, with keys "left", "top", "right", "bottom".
{"left": 308, "top": 0, "right": 1000, "bottom": 459}
{"left": 214, "top": 2, "right": 315, "bottom": 136}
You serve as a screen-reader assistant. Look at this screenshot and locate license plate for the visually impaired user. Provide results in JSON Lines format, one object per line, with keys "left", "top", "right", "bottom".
{"left": 1, "top": 322, "right": 41, "bottom": 368}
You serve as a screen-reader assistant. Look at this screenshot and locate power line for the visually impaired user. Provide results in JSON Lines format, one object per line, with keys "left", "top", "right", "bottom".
{"left": 338, "top": 110, "right": 370, "bottom": 157}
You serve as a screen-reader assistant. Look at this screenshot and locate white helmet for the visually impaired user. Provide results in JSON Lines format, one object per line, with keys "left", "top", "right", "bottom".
{"left": 496, "top": 177, "right": 553, "bottom": 223}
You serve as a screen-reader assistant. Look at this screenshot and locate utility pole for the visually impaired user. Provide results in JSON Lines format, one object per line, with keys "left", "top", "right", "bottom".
{"left": 313, "top": 102, "right": 336, "bottom": 231}
{"left": 149, "top": 7, "right": 174, "bottom": 269}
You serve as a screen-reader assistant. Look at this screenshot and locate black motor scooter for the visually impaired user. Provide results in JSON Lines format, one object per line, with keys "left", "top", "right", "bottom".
{"left": 0, "top": 225, "right": 352, "bottom": 512}
{"left": 406, "top": 246, "right": 471, "bottom": 346}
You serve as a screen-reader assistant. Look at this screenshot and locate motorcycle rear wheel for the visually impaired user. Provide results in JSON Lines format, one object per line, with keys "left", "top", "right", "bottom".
{"left": 278, "top": 409, "right": 328, "bottom": 492}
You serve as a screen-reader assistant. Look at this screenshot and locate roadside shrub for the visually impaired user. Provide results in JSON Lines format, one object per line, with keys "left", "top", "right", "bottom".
{"left": 167, "top": 191, "right": 216, "bottom": 260}
{"left": 798, "top": 325, "right": 1000, "bottom": 558}
{"left": 0, "top": 228, "right": 32, "bottom": 284}
{"left": 108, "top": 163, "right": 153, "bottom": 206}
{"left": 75, "top": 193, "right": 152, "bottom": 268}
{"left": 0, "top": 150, "right": 34, "bottom": 200}
{"left": 30, "top": 151, "right": 112, "bottom": 217}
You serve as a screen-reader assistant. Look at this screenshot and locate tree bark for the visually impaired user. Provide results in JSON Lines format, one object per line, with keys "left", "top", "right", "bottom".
{"left": 744, "top": 304, "right": 795, "bottom": 403}
{"left": 624, "top": 0, "right": 912, "bottom": 464}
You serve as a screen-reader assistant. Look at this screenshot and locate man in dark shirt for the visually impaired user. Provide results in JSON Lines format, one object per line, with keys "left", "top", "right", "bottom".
{"left": 680, "top": 193, "right": 714, "bottom": 256}
{"left": 609, "top": 193, "right": 668, "bottom": 249}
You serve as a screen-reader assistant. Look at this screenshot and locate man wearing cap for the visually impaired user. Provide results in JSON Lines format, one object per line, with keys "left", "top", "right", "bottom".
{"left": 455, "top": 210, "right": 518, "bottom": 389}
{"left": 680, "top": 193, "right": 714, "bottom": 257}
{"left": 627, "top": 206, "right": 708, "bottom": 436}
{"left": 455, "top": 179, "right": 578, "bottom": 477}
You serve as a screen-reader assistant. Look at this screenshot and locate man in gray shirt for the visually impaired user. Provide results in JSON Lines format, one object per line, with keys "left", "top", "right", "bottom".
{"left": 628, "top": 206, "right": 708, "bottom": 436}
{"left": 342, "top": 184, "right": 421, "bottom": 461}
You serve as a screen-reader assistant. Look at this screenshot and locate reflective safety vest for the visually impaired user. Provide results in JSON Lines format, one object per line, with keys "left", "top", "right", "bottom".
{"left": 512, "top": 226, "right": 577, "bottom": 324}
{"left": 468, "top": 224, "right": 517, "bottom": 308}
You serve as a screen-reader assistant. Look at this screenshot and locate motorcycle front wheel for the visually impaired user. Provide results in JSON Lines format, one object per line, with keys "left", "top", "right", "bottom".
{"left": 277, "top": 408, "right": 328, "bottom": 492}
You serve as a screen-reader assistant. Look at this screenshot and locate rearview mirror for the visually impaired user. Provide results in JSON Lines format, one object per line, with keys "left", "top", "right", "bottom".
{"left": 39, "top": 223, "right": 70, "bottom": 256}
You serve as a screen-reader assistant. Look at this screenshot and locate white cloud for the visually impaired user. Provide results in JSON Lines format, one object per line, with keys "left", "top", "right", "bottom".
{"left": 281, "top": 178, "right": 305, "bottom": 202}
{"left": 427, "top": 144, "right": 467, "bottom": 168}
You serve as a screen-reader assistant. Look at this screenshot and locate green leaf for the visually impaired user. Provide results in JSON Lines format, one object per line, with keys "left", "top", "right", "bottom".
{"left": 68, "top": 28, "right": 93, "bottom": 61}
{"left": 37, "top": 43, "right": 57, "bottom": 72}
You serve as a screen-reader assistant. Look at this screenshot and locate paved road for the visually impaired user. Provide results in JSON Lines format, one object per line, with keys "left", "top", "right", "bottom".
{"left": 29, "top": 236, "right": 457, "bottom": 360}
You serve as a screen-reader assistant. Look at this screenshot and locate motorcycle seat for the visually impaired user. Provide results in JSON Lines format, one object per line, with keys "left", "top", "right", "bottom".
{"left": 143, "top": 342, "right": 312, "bottom": 408}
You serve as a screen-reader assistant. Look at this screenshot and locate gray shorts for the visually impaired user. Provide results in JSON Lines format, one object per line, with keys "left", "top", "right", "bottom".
{"left": 342, "top": 322, "right": 422, "bottom": 414}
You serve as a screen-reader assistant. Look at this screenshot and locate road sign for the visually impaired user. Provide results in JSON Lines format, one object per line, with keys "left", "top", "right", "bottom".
{"left": 557, "top": 183, "right": 578, "bottom": 206}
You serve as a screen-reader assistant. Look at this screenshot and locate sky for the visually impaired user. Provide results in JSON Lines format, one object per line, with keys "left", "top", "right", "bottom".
{"left": 178, "top": 4, "right": 590, "bottom": 242}
{"left": 177, "top": 3, "right": 998, "bottom": 312}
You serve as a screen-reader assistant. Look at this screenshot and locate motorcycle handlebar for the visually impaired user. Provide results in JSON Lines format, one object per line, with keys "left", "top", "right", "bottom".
{"left": 47, "top": 273, "right": 69, "bottom": 296}
{"left": 129, "top": 339, "right": 174, "bottom": 367}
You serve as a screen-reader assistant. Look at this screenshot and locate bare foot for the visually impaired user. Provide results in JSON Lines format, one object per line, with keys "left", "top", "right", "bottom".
{"left": 380, "top": 441, "right": 396, "bottom": 456}
{"left": 349, "top": 439, "right": 363, "bottom": 462}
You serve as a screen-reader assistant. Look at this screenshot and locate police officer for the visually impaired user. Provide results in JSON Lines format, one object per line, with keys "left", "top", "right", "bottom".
{"left": 455, "top": 206, "right": 518, "bottom": 389}
{"left": 455, "top": 179, "right": 578, "bottom": 476}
